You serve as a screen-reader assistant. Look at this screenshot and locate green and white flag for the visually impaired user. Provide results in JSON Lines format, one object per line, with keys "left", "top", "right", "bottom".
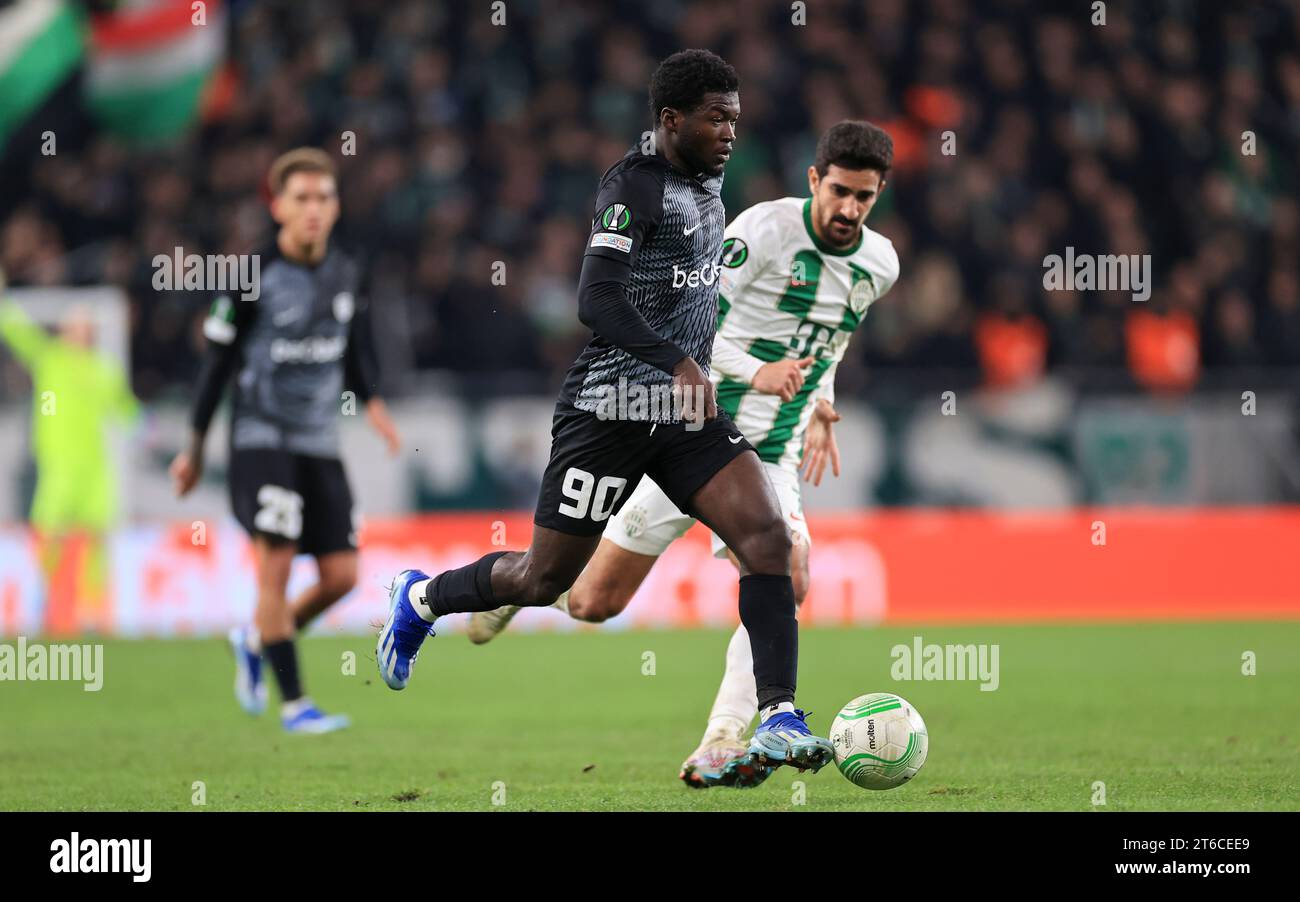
{"left": 0, "top": 0, "right": 86, "bottom": 150}
{"left": 85, "top": 0, "right": 225, "bottom": 142}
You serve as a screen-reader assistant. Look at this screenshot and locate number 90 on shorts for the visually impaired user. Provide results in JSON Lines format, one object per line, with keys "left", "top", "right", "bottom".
{"left": 533, "top": 404, "right": 754, "bottom": 537}
{"left": 558, "top": 468, "right": 628, "bottom": 522}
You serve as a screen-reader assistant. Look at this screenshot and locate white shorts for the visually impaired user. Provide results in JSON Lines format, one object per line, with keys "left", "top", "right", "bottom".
{"left": 602, "top": 461, "right": 811, "bottom": 560}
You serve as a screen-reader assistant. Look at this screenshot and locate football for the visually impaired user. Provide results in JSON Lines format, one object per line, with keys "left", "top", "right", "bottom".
{"left": 830, "top": 693, "right": 929, "bottom": 790}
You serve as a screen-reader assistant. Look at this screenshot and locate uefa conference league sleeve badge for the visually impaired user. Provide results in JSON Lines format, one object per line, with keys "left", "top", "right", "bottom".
{"left": 590, "top": 202, "right": 633, "bottom": 254}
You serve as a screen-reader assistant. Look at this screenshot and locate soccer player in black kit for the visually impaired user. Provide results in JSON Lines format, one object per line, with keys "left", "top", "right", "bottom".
{"left": 172, "top": 148, "right": 401, "bottom": 734}
{"left": 378, "top": 50, "right": 835, "bottom": 772}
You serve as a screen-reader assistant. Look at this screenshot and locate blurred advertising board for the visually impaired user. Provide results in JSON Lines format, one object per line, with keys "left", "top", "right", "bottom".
{"left": 1, "top": 509, "right": 1297, "bottom": 637}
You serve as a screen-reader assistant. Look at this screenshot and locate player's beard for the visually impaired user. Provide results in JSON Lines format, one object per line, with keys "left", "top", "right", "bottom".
{"left": 826, "top": 216, "right": 859, "bottom": 247}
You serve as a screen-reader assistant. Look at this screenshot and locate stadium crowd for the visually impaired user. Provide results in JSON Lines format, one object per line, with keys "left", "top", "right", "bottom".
{"left": 2, "top": 0, "right": 1298, "bottom": 402}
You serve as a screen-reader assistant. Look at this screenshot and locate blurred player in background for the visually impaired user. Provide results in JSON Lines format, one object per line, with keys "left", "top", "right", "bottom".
{"left": 467, "top": 121, "right": 900, "bottom": 788}
{"left": 170, "top": 148, "right": 400, "bottom": 734}
{"left": 0, "top": 273, "right": 140, "bottom": 635}
{"left": 378, "top": 49, "right": 841, "bottom": 776}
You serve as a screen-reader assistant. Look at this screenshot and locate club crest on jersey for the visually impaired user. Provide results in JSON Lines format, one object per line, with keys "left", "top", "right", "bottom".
{"left": 849, "top": 278, "right": 874, "bottom": 314}
{"left": 720, "top": 237, "right": 748, "bottom": 268}
{"left": 333, "top": 292, "right": 355, "bottom": 323}
{"left": 848, "top": 266, "right": 877, "bottom": 314}
{"left": 599, "top": 203, "right": 631, "bottom": 231}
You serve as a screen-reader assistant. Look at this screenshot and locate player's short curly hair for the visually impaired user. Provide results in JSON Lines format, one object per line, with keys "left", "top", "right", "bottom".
{"left": 814, "top": 121, "right": 894, "bottom": 178}
{"left": 648, "top": 49, "right": 740, "bottom": 122}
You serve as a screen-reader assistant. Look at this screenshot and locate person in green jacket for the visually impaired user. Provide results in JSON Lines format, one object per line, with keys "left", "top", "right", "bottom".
{"left": 0, "top": 292, "right": 139, "bottom": 633}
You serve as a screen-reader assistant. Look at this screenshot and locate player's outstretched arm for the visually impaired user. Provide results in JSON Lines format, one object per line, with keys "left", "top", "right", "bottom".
{"left": 0, "top": 297, "right": 52, "bottom": 370}
{"left": 172, "top": 350, "right": 233, "bottom": 497}
{"left": 577, "top": 163, "right": 689, "bottom": 375}
{"left": 172, "top": 296, "right": 253, "bottom": 497}
{"left": 169, "top": 434, "right": 204, "bottom": 498}
{"left": 578, "top": 254, "right": 721, "bottom": 422}
{"left": 342, "top": 296, "right": 400, "bottom": 455}
{"left": 753, "top": 356, "right": 814, "bottom": 402}
{"left": 712, "top": 203, "right": 815, "bottom": 401}
{"left": 711, "top": 335, "right": 813, "bottom": 404}
{"left": 365, "top": 397, "right": 400, "bottom": 456}
{"left": 671, "top": 355, "right": 716, "bottom": 424}
{"left": 799, "top": 398, "right": 841, "bottom": 486}
{"left": 576, "top": 253, "right": 687, "bottom": 375}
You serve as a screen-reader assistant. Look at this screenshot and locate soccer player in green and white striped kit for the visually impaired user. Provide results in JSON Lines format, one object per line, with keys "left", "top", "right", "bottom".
{"left": 467, "top": 120, "right": 901, "bottom": 788}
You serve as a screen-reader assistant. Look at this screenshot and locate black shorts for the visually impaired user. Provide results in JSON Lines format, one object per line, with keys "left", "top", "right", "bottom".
{"left": 534, "top": 403, "right": 756, "bottom": 536}
{"left": 229, "top": 447, "right": 357, "bottom": 556}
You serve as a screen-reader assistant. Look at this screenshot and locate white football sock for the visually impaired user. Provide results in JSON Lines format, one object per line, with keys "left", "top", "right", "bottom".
{"left": 281, "top": 696, "right": 313, "bottom": 718}
{"left": 408, "top": 579, "right": 436, "bottom": 623}
{"left": 702, "top": 624, "right": 758, "bottom": 742}
{"left": 704, "top": 715, "right": 749, "bottom": 744}
{"left": 760, "top": 701, "right": 795, "bottom": 723}
{"left": 246, "top": 627, "right": 262, "bottom": 655}
{"left": 552, "top": 590, "right": 570, "bottom": 615}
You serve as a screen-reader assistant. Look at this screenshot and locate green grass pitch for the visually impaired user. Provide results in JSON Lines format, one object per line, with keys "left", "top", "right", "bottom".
{"left": 2, "top": 622, "right": 1297, "bottom": 811}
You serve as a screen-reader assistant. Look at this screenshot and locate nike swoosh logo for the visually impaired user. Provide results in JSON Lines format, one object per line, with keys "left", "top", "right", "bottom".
{"left": 684, "top": 222, "right": 702, "bottom": 236}
{"left": 273, "top": 307, "right": 303, "bottom": 326}
{"left": 728, "top": 435, "right": 743, "bottom": 444}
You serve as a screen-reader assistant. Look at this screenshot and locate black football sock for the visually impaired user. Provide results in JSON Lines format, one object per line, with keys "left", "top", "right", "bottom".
{"left": 262, "top": 639, "right": 303, "bottom": 703}
{"left": 424, "top": 551, "right": 509, "bottom": 616}
{"left": 738, "top": 574, "right": 798, "bottom": 712}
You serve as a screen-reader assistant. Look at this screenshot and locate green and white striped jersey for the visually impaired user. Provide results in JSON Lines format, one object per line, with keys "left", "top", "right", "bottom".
{"left": 711, "top": 196, "right": 899, "bottom": 474}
